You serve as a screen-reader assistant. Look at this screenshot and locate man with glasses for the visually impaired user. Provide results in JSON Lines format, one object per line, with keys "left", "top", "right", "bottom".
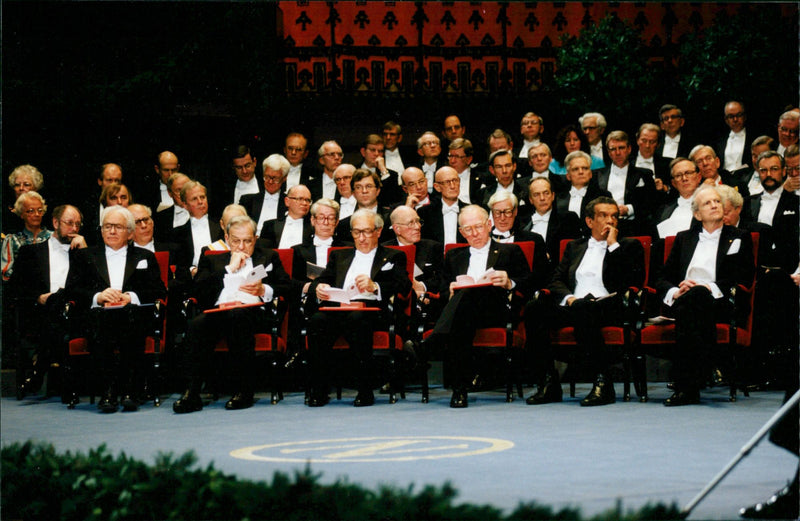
{"left": 173, "top": 181, "right": 222, "bottom": 275}
{"left": 305, "top": 209, "right": 411, "bottom": 407}
{"left": 416, "top": 131, "right": 445, "bottom": 191}
{"left": 399, "top": 167, "right": 432, "bottom": 209}
{"left": 555, "top": 151, "right": 611, "bottom": 223}
{"left": 655, "top": 158, "right": 703, "bottom": 239}
{"left": 310, "top": 141, "right": 343, "bottom": 201}
{"left": 429, "top": 205, "right": 530, "bottom": 408}
{"left": 360, "top": 134, "right": 402, "bottom": 207}
{"left": 224, "top": 145, "right": 260, "bottom": 208}
{"left": 776, "top": 110, "right": 799, "bottom": 157}
{"left": 258, "top": 184, "right": 313, "bottom": 249}
{"left": 449, "top": 138, "right": 484, "bottom": 205}
{"left": 517, "top": 112, "right": 545, "bottom": 162}
{"left": 10, "top": 205, "right": 87, "bottom": 400}
{"left": 520, "top": 177, "right": 582, "bottom": 269}
{"left": 332, "top": 163, "right": 357, "bottom": 219}
{"left": 381, "top": 121, "right": 408, "bottom": 174}
{"left": 418, "top": 166, "right": 467, "bottom": 245}
{"left": 656, "top": 104, "right": 693, "bottom": 161}
{"left": 714, "top": 101, "right": 754, "bottom": 177}
{"left": 334, "top": 169, "right": 393, "bottom": 243}
{"left": 153, "top": 173, "right": 190, "bottom": 243}
{"left": 387, "top": 205, "right": 442, "bottom": 301}
{"left": 172, "top": 215, "right": 290, "bottom": 414}
{"left": 283, "top": 133, "right": 316, "bottom": 192}
{"left": 579, "top": 112, "right": 608, "bottom": 167}
{"left": 65, "top": 206, "right": 165, "bottom": 412}
{"left": 240, "top": 154, "right": 291, "bottom": 234}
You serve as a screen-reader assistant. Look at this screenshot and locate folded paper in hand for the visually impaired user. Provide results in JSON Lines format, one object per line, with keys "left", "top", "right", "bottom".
{"left": 324, "top": 283, "right": 363, "bottom": 304}
{"left": 453, "top": 268, "right": 496, "bottom": 289}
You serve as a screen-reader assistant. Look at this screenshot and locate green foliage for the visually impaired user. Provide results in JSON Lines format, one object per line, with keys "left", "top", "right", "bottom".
{"left": 552, "top": 15, "right": 655, "bottom": 122}
{"left": 677, "top": 5, "right": 798, "bottom": 115}
{"left": 2, "top": 441, "right": 682, "bottom": 521}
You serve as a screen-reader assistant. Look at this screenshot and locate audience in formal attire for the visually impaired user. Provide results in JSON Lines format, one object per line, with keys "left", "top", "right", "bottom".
{"left": 2, "top": 191, "right": 52, "bottom": 281}
{"left": 4, "top": 164, "right": 44, "bottom": 235}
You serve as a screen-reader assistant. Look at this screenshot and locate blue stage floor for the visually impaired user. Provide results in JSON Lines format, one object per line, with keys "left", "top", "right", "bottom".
{"left": 2, "top": 384, "right": 796, "bottom": 520}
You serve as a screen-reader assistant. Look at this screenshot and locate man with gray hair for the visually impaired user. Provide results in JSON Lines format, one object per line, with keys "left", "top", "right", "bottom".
{"left": 555, "top": 151, "right": 611, "bottom": 223}
{"left": 65, "top": 205, "right": 166, "bottom": 413}
{"left": 309, "top": 140, "right": 342, "bottom": 201}
{"left": 579, "top": 112, "right": 607, "bottom": 167}
{"left": 172, "top": 215, "right": 291, "bottom": 414}
{"left": 240, "top": 153, "right": 291, "bottom": 232}
{"left": 776, "top": 110, "right": 799, "bottom": 156}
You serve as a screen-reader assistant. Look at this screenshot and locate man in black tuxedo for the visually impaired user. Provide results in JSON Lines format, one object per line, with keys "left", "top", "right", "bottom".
{"left": 308, "top": 141, "right": 342, "bottom": 202}
{"left": 655, "top": 185, "right": 754, "bottom": 406}
{"left": 595, "top": 130, "right": 657, "bottom": 237}
{"left": 431, "top": 205, "right": 531, "bottom": 408}
{"left": 524, "top": 197, "right": 645, "bottom": 407}
{"left": 399, "top": 167, "right": 434, "bottom": 210}
{"left": 172, "top": 181, "right": 223, "bottom": 275}
{"left": 418, "top": 167, "right": 468, "bottom": 245}
{"left": 283, "top": 133, "right": 318, "bottom": 193}
{"left": 142, "top": 151, "right": 180, "bottom": 214}
{"left": 632, "top": 123, "right": 672, "bottom": 204}
{"left": 477, "top": 149, "right": 530, "bottom": 211}
{"left": 555, "top": 151, "right": 612, "bottom": 223}
{"left": 689, "top": 145, "right": 747, "bottom": 195}
{"left": 65, "top": 206, "right": 166, "bottom": 413}
{"left": 416, "top": 131, "right": 446, "bottom": 193}
{"left": 448, "top": 138, "right": 485, "bottom": 205}
{"left": 360, "top": 134, "right": 403, "bottom": 207}
{"left": 10, "top": 204, "right": 87, "bottom": 399}
{"left": 776, "top": 110, "right": 799, "bottom": 157}
{"left": 653, "top": 158, "right": 703, "bottom": 239}
{"left": 656, "top": 104, "right": 694, "bottom": 161}
{"left": 386, "top": 205, "right": 443, "bottom": 303}
{"left": 239, "top": 154, "right": 291, "bottom": 235}
{"left": 334, "top": 169, "right": 393, "bottom": 244}
{"left": 152, "top": 173, "right": 191, "bottom": 243}
{"left": 714, "top": 101, "right": 755, "bottom": 183}
{"left": 172, "top": 215, "right": 291, "bottom": 413}
{"left": 220, "top": 145, "right": 261, "bottom": 212}
{"left": 579, "top": 112, "right": 608, "bottom": 168}
{"left": 519, "top": 177, "right": 582, "bottom": 269}
{"left": 517, "top": 112, "right": 546, "bottom": 166}
{"left": 258, "top": 185, "right": 313, "bottom": 249}
{"left": 306, "top": 209, "right": 411, "bottom": 407}
{"left": 525, "top": 143, "right": 568, "bottom": 194}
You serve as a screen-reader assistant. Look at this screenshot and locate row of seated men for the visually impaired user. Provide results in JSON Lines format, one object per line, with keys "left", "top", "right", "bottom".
{"left": 7, "top": 143, "right": 797, "bottom": 413}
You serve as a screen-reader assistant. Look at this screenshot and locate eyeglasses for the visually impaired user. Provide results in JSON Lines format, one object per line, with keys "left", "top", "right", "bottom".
{"left": 435, "top": 178, "right": 459, "bottom": 186}
{"left": 264, "top": 175, "right": 283, "bottom": 183}
{"left": 102, "top": 223, "right": 127, "bottom": 232}
{"left": 694, "top": 156, "right": 716, "bottom": 164}
{"left": 786, "top": 166, "right": 800, "bottom": 174}
{"left": 233, "top": 162, "right": 254, "bottom": 171}
{"left": 354, "top": 184, "right": 376, "bottom": 192}
{"left": 396, "top": 219, "right": 423, "bottom": 228}
{"left": 334, "top": 175, "right": 352, "bottom": 183}
{"left": 134, "top": 217, "right": 152, "bottom": 226}
{"left": 404, "top": 180, "right": 427, "bottom": 189}
{"left": 607, "top": 146, "right": 628, "bottom": 153}
{"left": 725, "top": 112, "right": 745, "bottom": 120}
{"left": 285, "top": 146, "right": 305, "bottom": 153}
{"left": 459, "top": 222, "right": 487, "bottom": 235}
{"left": 13, "top": 182, "right": 34, "bottom": 190}
{"left": 60, "top": 219, "right": 82, "bottom": 228}
{"left": 448, "top": 154, "right": 467, "bottom": 160}
{"left": 324, "top": 151, "right": 344, "bottom": 158}
{"left": 313, "top": 215, "right": 337, "bottom": 223}
{"left": 351, "top": 228, "right": 377, "bottom": 238}
{"left": 582, "top": 126, "right": 598, "bottom": 131}
{"left": 779, "top": 126, "right": 799, "bottom": 136}
{"left": 661, "top": 114, "right": 682, "bottom": 122}
{"left": 671, "top": 171, "right": 697, "bottom": 180}
{"left": 420, "top": 141, "right": 440, "bottom": 148}
{"left": 758, "top": 166, "right": 783, "bottom": 174}
{"left": 287, "top": 196, "right": 312, "bottom": 204}
{"left": 228, "top": 238, "right": 255, "bottom": 248}
{"left": 491, "top": 209, "right": 515, "bottom": 218}
{"left": 24, "top": 208, "right": 45, "bottom": 215}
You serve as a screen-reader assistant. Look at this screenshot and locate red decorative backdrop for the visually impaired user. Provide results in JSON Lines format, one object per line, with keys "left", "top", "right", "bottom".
{"left": 277, "top": 2, "right": 789, "bottom": 97}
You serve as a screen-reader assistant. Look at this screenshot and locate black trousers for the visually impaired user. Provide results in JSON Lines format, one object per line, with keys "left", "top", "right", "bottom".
{"left": 306, "top": 307, "right": 387, "bottom": 394}
{"left": 433, "top": 286, "right": 514, "bottom": 390}
{"left": 88, "top": 305, "right": 151, "bottom": 394}
{"left": 182, "top": 307, "right": 270, "bottom": 395}
{"left": 524, "top": 292, "right": 625, "bottom": 383}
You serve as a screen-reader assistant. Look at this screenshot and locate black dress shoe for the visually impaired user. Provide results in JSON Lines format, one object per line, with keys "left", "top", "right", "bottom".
{"left": 225, "top": 392, "right": 255, "bottom": 410}
{"left": 16, "top": 373, "right": 44, "bottom": 400}
{"left": 739, "top": 480, "right": 799, "bottom": 519}
{"left": 449, "top": 389, "right": 468, "bottom": 408}
{"left": 580, "top": 375, "right": 615, "bottom": 407}
{"left": 98, "top": 393, "right": 118, "bottom": 413}
{"left": 121, "top": 395, "right": 139, "bottom": 412}
{"left": 173, "top": 390, "right": 203, "bottom": 414}
{"left": 354, "top": 390, "right": 375, "bottom": 407}
{"left": 526, "top": 373, "right": 563, "bottom": 405}
{"left": 663, "top": 389, "right": 700, "bottom": 406}
{"left": 307, "top": 393, "right": 330, "bottom": 407}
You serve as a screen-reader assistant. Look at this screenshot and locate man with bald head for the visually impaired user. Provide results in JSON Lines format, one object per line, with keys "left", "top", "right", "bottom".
{"left": 146, "top": 151, "right": 180, "bottom": 213}
{"left": 333, "top": 163, "right": 357, "bottom": 219}
{"left": 418, "top": 166, "right": 468, "bottom": 245}
{"left": 400, "top": 167, "right": 432, "bottom": 209}
{"left": 259, "top": 184, "right": 313, "bottom": 249}
{"left": 309, "top": 140, "right": 343, "bottom": 201}
{"left": 387, "top": 205, "right": 442, "bottom": 301}
{"left": 655, "top": 158, "right": 703, "bottom": 239}
{"left": 714, "top": 101, "right": 754, "bottom": 178}
{"left": 153, "top": 173, "right": 191, "bottom": 242}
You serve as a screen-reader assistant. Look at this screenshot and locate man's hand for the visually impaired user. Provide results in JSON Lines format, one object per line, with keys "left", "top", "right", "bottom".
{"left": 238, "top": 281, "right": 264, "bottom": 297}
{"left": 316, "top": 283, "right": 331, "bottom": 301}
{"left": 674, "top": 279, "right": 709, "bottom": 299}
{"left": 354, "top": 274, "right": 377, "bottom": 294}
{"left": 783, "top": 176, "right": 800, "bottom": 193}
{"left": 489, "top": 269, "right": 512, "bottom": 290}
{"left": 228, "top": 251, "right": 250, "bottom": 272}
{"left": 405, "top": 194, "right": 420, "bottom": 208}
{"left": 376, "top": 157, "right": 387, "bottom": 174}
{"left": 69, "top": 234, "right": 87, "bottom": 249}
{"left": 566, "top": 296, "right": 578, "bottom": 306}
{"left": 37, "top": 293, "right": 51, "bottom": 305}
{"left": 603, "top": 223, "right": 618, "bottom": 246}
{"left": 654, "top": 178, "right": 667, "bottom": 192}
{"left": 618, "top": 205, "right": 629, "bottom": 217}
{"left": 97, "top": 288, "right": 131, "bottom": 306}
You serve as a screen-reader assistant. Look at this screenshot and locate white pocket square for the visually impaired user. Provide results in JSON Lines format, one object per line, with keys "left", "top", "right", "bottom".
{"left": 381, "top": 262, "right": 394, "bottom": 271}
{"left": 136, "top": 259, "right": 148, "bottom": 269}
{"left": 265, "top": 263, "right": 273, "bottom": 272}
{"left": 783, "top": 210, "right": 796, "bottom": 215}
{"left": 727, "top": 238, "right": 741, "bottom": 255}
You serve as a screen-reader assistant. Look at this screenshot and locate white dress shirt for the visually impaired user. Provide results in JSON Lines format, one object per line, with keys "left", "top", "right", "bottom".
{"left": 568, "top": 186, "right": 587, "bottom": 215}
{"left": 47, "top": 235, "right": 71, "bottom": 293}
{"left": 656, "top": 196, "right": 694, "bottom": 239}
{"left": 134, "top": 240, "right": 156, "bottom": 252}
{"left": 277, "top": 216, "right": 304, "bottom": 249}
{"left": 92, "top": 246, "right": 140, "bottom": 308}
{"left": 384, "top": 148, "right": 404, "bottom": 175}
{"left": 634, "top": 153, "right": 655, "bottom": 173}
{"left": 458, "top": 168, "right": 472, "bottom": 203}
{"left": 757, "top": 187, "right": 783, "bottom": 226}
{"left": 313, "top": 236, "right": 333, "bottom": 266}
{"left": 570, "top": 238, "right": 612, "bottom": 303}
{"left": 190, "top": 215, "right": 212, "bottom": 267}
{"left": 518, "top": 139, "right": 541, "bottom": 160}
{"left": 159, "top": 182, "right": 172, "bottom": 207}
{"left": 257, "top": 192, "right": 282, "bottom": 231}
{"left": 662, "top": 134, "right": 681, "bottom": 159}
{"left": 723, "top": 129, "right": 747, "bottom": 172}
{"left": 342, "top": 248, "right": 380, "bottom": 301}
{"left": 530, "top": 210, "right": 551, "bottom": 240}
{"left": 338, "top": 195, "right": 357, "bottom": 219}
{"left": 233, "top": 177, "right": 260, "bottom": 205}
{"left": 173, "top": 205, "right": 190, "bottom": 228}
{"left": 664, "top": 228, "right": 723, "bottom": 305}
{"left": 590, "top": 142, "right": 604, "bottom": 161}
{"left": 286, "top": 165, "right": 303, "bottom": 191}
{"left": 322, "top": 174, "right": 337, "bottom": 200}
{"left": 422, "top": 162, "right": 437, "bottom": 193}
{"left": 442, "top": 201, "right": 460, "bottom": 244}
{"left": 608, "top": 164, "right": 634, "bottom": 216}
{"left": 747, "top": 170, "right": 764, "bottom": 196}
{"left": 466, "top": 242, "right": 491, "bottom": 281}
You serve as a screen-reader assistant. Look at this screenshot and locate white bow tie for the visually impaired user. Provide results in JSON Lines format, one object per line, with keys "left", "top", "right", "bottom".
{"left": 492, "top": 230, "right": 511, "bottom": 239}
{"left": 442, "top": 205, "right": 459, "bottom": 215}
{"left": 313, "top": 236, "right": 332, "bottom": 247}
{"left": 761, "top": 191, "right": 780, "bottom": 201}
{"left": 265, "top": 192, "right": 281, "bottom": 201}
{"left": 587, "top": 238, "right": 607, "bottom": 250}
{"left": 531, "top": 216, "right": 548, "bottom": 225}
{"left": 677, "top": 198, "right": 692, "bottom": 208}
{"left": 570, "top": 187, "right": 587, "bottom": 197}
{"left": 699, "top": 229, "right": 720, "bottom": 243}
{"left": 729, "top": 131, "right": 743, "bottom": 140}
{"left": 106, "top": 248, "right": 126, "bottom": 258}
{"left": 665, "top": 136, "right": 679, "bottom": 144}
